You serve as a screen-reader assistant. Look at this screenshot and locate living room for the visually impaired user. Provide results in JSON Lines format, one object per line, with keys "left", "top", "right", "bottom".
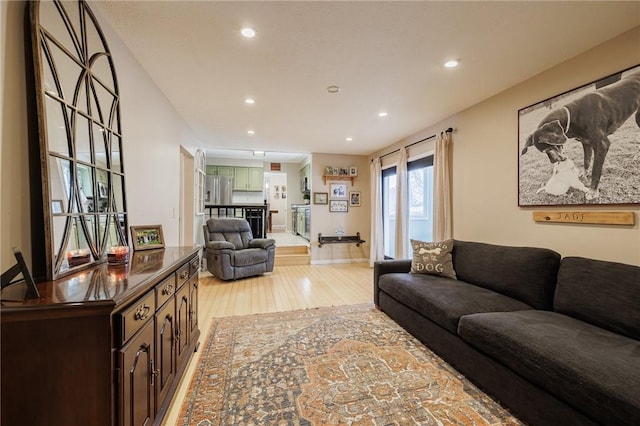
{"left": 2, "top": 1, "right": 640, "bottom": 425}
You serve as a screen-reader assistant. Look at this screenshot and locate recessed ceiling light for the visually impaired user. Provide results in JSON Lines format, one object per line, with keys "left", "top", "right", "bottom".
{"left": 378, "top": 111, "right": 388, "bottom": 117}
{"left": 247, "top": 130, "right": 255, "bottom": 135}
{"left": 444, "top": 59, "right": 459, "bottom": 68}
{"left": 346, "top": 137, "right": 353, "bottom": 142}
{"left": 245, "top": 98, "right": 255, "bottom": 105}
{"left": 327, "top": 85, "right": 340, "bottom": 93}
{"left": 241, "top": 27, "right": 256, "bottom": 38}
{"left": 253, "top": 150, "right": 265, "bottom": 156}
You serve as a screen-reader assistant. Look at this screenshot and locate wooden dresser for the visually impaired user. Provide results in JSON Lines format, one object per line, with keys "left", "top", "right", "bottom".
{"left": 1, "top": 247, "right": 201, "bottom": 426}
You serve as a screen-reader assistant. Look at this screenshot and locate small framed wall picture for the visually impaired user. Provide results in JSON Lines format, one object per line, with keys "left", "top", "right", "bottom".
{"left": 130, "top": 225, "right": 165, "bottom": 251}
{"left": 330, "top": 183, "right": 347, "bottom": 199}
{"left": 329, "top": 200, "right": 348, "bottom": 212}
{"left": 51, "top": 199, "right": 64, "bottom": 214}
{"left": 314, "top": 192, "right": 328, "bottom": 204}
{"left": 349, "top": 166, "right": 358, "bottom": 176}
{"left": 349, "top": 191, "right": 361, "bottom": 207}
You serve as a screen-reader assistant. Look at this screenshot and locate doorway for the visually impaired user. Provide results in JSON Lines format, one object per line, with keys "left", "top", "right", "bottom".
{"left": 179, "top": 147, "right": 195, "bottom": 246}
{"left": 264, "top": 172, "right": 287, "bottom": 232}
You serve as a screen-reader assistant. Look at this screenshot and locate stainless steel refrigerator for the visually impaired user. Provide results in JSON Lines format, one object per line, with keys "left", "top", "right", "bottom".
{"left": 205, "top": 176, "right": 233, "bottom": 205}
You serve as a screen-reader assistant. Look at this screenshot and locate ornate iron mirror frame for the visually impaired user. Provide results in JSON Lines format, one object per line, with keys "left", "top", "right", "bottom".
{"left": 29, "top": 0, "right": 128, "bottom": 280}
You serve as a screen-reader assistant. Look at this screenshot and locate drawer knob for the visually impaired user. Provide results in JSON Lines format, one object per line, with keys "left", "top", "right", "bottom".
{"left": 180, "top": 270, "right": 189, "bottom": 279}
{"left": 134, "top": 304, "right": 151, "bottom": 321}
{"left": 161, "top": 283, "right": 174, "bottom": 295}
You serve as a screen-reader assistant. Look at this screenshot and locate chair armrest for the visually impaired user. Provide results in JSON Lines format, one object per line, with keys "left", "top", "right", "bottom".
{"left": 373, "top": 259, "right": 412, "bottom": 307}
{"left": 249, "top": 238, "right": 276, "bottom": 249}
{"left": 206, "top": 241, "right": 235, "bottom": 251}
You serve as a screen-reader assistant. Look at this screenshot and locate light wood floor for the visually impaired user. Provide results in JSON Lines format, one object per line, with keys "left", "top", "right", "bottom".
{"left": 163, "top": 262, "right": 373, "bottom": 425}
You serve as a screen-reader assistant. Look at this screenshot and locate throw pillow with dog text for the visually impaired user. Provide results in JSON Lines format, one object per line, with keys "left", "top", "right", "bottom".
{"left": 410, "top": 239, "right": 456, "bottom": 279}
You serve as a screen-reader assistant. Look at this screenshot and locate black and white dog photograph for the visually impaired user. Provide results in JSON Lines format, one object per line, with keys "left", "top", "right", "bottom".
{"left": 519, "top": 64, "right": 640, "bottom": 206}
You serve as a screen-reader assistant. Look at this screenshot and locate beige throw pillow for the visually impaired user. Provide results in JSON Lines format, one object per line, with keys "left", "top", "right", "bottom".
{"left": 410, "top": 239, "right": 456, "bottom": 279}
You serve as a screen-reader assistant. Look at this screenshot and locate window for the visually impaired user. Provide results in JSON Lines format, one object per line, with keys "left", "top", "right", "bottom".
{"left": 407, "top": 156, "right": 434, "bottom": 250}
{"left": 382, "top": 167, "right": 397, "bottom": 258}
{"left": 381, "top": 155, "right": 434, "bottom": 259}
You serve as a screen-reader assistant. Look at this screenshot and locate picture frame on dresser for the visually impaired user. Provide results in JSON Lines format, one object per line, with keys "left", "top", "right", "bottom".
{"left": 130, "top": 225, "right": 165, "bottom": 251}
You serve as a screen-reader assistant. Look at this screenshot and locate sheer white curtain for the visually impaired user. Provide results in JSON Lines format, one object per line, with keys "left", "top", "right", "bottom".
{"left": 369, "top": 157, "right": 384, "bottom": 266}
{"left": 434, "top": 131, "right": 453, "bottom": 240}
{"left": 394, "top": 147, "right": 409, "bottom": 259}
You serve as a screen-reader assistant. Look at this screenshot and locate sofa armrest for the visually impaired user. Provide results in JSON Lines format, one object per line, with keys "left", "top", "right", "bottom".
{"left": 249, "top": 238, "right": 276, "bottom": 250}
{"left": 373, "top": 259, "right": 412, "bottom": 307}
{"left": 206, "top": 241, "right": 235, "bottom": 251}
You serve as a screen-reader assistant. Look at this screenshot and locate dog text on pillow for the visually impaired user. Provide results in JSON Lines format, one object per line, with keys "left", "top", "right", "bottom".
{"left": 410, "top": 239, "right": 456, "bottom": 279}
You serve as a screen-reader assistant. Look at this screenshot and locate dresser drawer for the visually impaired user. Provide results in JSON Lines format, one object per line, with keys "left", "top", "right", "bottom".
{"left": 176, "top": 262, "right": 190, "bottom": 288}
{"left": 120, "top": 291, "right": 156, "bottom": 344}
{"left": 155, "top": 274, "right": 176, "bottom": 308}
{"left": 189, "top": 256, "right": 199, "bottom": 276}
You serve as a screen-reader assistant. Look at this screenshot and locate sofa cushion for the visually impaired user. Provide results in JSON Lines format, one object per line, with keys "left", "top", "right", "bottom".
{"left": 377, "top": 273, "right": 533, "bottom": 334}
{"left": 458, "top": 310, "right": 640, "bottom": 425}
{"left": 410, "top": 239, "right": 456, "bottom": 279}
{"left": 554, "top": 257, "right": 640, "bottom": 341}
{"left": 233, "top": 248, "right": 268, "bottom": 267}
{"left": 452, "top": 240, "right": 560, "bottom": 310}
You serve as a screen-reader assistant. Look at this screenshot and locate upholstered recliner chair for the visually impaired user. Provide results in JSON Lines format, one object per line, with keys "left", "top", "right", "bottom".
{"left": 203, "top": 217, "right": 276, "bottom": 280}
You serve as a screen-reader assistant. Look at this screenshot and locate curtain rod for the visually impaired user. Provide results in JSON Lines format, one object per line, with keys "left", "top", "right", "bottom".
{"left": 374, "top": 127, "right": 454, "bottom": 162}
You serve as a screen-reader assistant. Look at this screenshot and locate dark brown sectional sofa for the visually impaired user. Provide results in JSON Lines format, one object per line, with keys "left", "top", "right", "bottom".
{"left": 374, "top": 240, "right": 640, "bottom": 426}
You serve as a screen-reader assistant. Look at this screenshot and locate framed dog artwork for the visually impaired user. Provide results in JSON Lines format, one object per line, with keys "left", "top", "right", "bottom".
{"left": 518, "top": 64, "right": 640, "bottom": 206}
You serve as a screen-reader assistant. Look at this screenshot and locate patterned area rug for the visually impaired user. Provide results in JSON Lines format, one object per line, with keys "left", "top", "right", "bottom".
{"left": 180, "top": 304, "right": 523, "bottom": 425}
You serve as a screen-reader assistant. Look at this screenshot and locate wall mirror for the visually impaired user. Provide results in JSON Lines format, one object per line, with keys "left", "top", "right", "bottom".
{"left": 30, "top": 0, "right": 128, "bottom": 280}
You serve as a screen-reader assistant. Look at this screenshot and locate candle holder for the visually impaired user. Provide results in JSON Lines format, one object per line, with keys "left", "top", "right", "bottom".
{"left": 67, "top": 249, "right": 91, "bottom": 267}
{"left": 107, "top": 246, "right": 130, "bottom": 265}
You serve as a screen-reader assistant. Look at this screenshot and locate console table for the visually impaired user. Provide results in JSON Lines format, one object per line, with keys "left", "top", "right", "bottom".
{"left": 318, "top": 232, "right": 366, "bottom": 247}
{"left": 1, "top": 246, "right": 200, "bottom": 426}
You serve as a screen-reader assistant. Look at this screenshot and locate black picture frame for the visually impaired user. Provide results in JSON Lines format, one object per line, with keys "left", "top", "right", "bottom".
{"left": 518, "top": 64, "right": 640, "bottom": 206}
{"left": 1, "top": 248, "right": 40, "bottom": 299}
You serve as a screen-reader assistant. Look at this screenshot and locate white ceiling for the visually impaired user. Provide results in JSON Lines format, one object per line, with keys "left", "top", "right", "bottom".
{"left": 93, "top": 1, "right": 640, "bottom": 162}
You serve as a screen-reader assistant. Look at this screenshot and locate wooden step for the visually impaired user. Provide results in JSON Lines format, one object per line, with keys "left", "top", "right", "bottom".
{"left": 276, "top": 245, "right": 309, "bottom": 255}
{"left": 275, "top": 245, "right": 310, "bottom": 266}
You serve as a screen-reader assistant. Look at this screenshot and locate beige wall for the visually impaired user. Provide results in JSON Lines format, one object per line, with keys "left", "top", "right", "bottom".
{"left": 1, "top": 1, "right": 33, "bottom": 269}
{"left": 310, "top": 153, "right": 370, "bottom": 264}
{"left": 1, "top": 1, "right": 203, "bottom": 271}
{"left": 372, "top": 27, "right": 640, "bottom": 266}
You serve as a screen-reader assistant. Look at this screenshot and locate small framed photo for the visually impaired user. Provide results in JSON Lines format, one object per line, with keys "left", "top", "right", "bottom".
{"left": 329, "top": 200, "right": 348, "bottom": 212}
{"left": 98, "top": 182, "right": 107, "bottom": 199}
{"left": 282, "top": 193, "right": 287, "bottom": 199}
{"left": 324, "top": 166, "right": 334, "bottom": 176}
{"left": 349, "top": 191, "right": 361, "bottom": 207}
{"left": 314, "top": 192, "right": 328, "bottom": 204}
{"left": 339, "top": 167, "right": 349, "bottom": 176}
{"left": 51, "top": 199, "right": 64, "bottom": 214}
{"left": 349, "top": 166, "right": 358, "bottom": 176}
{"left": 330, "top": 183, "right": 347, "bottom": 199}
{"left": 130, "top": 225, "right": 165, "bottom": 251}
